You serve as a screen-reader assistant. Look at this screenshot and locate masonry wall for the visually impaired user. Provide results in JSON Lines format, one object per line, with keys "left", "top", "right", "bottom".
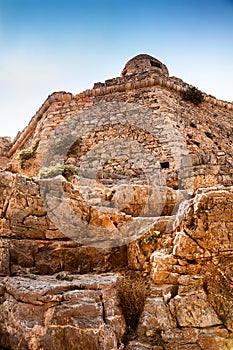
{"left": 2, "top": 71, "right": 233, "bottom": 191}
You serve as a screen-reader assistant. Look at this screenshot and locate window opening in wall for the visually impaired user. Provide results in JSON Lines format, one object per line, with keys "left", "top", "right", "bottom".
{"left": 150, "top": 60, "right": 162, "bottom": 69}
{"left": 160, "top": 161, "right": 170, "bottom": 169}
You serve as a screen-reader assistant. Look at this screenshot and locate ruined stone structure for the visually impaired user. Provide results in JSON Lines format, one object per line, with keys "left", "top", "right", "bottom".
{"left": 0, "top": 54, "right": 233, "bottom": 349}
{"left": 121, "top": 54, "right": 169, "bottom": 77}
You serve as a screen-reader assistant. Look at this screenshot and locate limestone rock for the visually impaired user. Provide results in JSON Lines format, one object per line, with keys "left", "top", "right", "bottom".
{"left": 169, "top": 291, "right": 222, "bottom": 328}
{"left": 125, "top": 341, "right": 163, "bottom": 349}
{"left": 0, "top": 274, "right": 125, "bottom": 350}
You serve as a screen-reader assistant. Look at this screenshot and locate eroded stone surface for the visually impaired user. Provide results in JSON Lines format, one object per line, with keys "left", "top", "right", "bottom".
{"left": 0, "top": 170, "right": 232, "bottom": 349}
{"left": 0, "top": 274, "right": 125, "bottom": 350}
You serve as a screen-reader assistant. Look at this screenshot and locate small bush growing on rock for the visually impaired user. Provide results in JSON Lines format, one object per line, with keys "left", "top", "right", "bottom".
{"left": 117, "top": 272, "right": 148, "bottom": 344}
{"left": 16, "top": 139, "right": 40, "bottom": 168}
{"left": 152, "top": 330, "right": 164, "bottom": 346}
{"left": 56, "top": 273, "right": 73, "bottom": 281}
{"left": 182, "top": 86, "right": 204, "bottom": 106}
{"left": 140, "top": 230, "right": 160, "bottom": 245}
{"left": 38, "top": 163, "right": 78, "bottom": 180}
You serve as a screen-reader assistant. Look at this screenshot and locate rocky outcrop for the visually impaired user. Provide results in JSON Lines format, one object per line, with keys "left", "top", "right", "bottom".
{"left": 0, "top": 166, "right": 232, "bottom": 349}
{"left": 0, "top": 171, "right": 129, "bottom": 276}
{"left": 131, "top": 187, "right": 233, "bottom": 349}
{"left": 0, "top": 274, "right": 125, "bottom": 350}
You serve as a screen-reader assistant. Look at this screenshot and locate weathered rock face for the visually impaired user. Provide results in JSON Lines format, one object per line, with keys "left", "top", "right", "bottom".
{"left": 0, "top": 274, "right": 125, "bottom": 350}
{"left": 0, "top": 137, "right": 12, "bottom": 155}
{"left": 135, "top": 187, "right": 233, "bottom": 350}
{"left": 0, "top": 166, "right": 232, "bottom": 349}
{"left": 0, "top": 55, "right": 233, "bottom": 349}
{"left": 0, "top": 137, "right": 11, "bottom": 170}
{"left": 0, "top": 171, "right": 129, "bottom": 276}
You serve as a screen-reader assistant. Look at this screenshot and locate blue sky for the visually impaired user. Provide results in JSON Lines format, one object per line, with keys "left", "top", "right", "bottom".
{"left": 0, "top": 0, "right": 233, "bottom": 138}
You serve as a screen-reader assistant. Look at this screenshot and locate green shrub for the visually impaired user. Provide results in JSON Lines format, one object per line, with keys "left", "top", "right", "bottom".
{"left": 140, "top": 230, "right": 160, "bottom": 245}
{"left": 38, "top": 163, "right": 78, "bottom": 180}
{"left": 56, "top": 273, "right": 73, "bottom": 281}
{"left": 182, "top": 86, "right": 204, "bottom": 106}
{"left": 16, "top": 139, "right": 40, "bottom": 168}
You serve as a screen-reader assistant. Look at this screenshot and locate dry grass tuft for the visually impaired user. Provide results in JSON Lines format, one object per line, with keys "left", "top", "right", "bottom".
{"left": 117, "top": 271, "right": 149, "bottom": 343}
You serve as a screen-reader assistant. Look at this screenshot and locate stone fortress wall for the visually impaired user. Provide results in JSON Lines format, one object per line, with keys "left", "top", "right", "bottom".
{"left": 1, "top": 54, "right": 232, "bottom": 192}
{"left": 4, "top": 54, "right": 233, "bottom": 162}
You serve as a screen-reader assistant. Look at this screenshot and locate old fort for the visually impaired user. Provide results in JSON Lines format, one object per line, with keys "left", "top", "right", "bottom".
{"left": 0, "top": 54, "right": 232, "bottom": 350}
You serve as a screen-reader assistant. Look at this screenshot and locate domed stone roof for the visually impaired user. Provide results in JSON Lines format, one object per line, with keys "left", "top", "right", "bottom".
{"left": 121, "top": 54, "right": 169, "bottom": 77}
